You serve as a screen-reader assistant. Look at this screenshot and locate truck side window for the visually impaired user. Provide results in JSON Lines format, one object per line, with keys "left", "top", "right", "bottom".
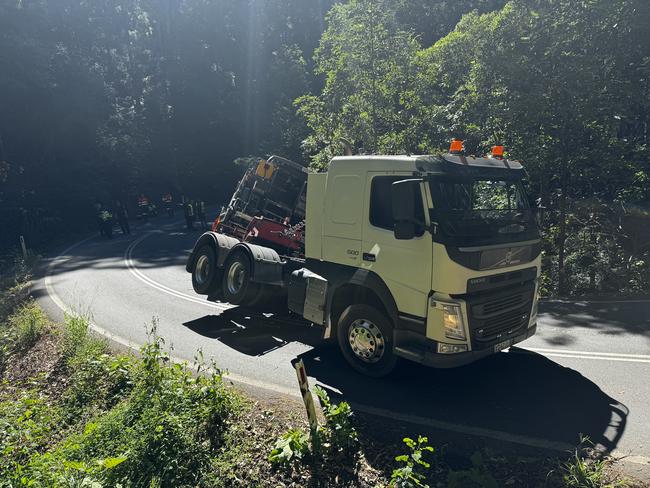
{"left": 369, "top": 176, "right": 425, "bottom": 234}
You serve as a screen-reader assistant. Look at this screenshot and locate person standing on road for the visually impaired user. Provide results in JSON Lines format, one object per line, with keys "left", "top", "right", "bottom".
{"left": 94, "top": 201, "right": 104, "bottom": 237}
{"left": 115, "top": 201, "right": 130, "bottom": 235}
{"left": 162, "top": 192, "right": 174, "bottom": 217}
{"left": 184, "top": 200, "right": 194, "bottom": 230}
{"left": 196, "top": 199, "right": 207, "bottom": 230}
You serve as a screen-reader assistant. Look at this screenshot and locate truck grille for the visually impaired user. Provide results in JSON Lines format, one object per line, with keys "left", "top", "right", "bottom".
{"left": 466, "top": 283, "right": 535, "bottom": 347}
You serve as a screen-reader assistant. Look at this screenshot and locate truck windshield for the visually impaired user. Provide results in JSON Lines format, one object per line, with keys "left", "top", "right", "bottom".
{"left": 428, "top": 177, "right": 537, "bottom": 245}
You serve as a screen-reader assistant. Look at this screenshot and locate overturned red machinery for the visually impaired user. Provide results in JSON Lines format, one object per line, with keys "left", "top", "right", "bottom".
{"left": 213, "top": 155, "right": 307, "bottom": 255}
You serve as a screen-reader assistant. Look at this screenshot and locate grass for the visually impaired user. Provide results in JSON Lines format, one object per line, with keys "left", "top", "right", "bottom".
{"left": 0, "top": 256, "right": 642, "bottom": 488}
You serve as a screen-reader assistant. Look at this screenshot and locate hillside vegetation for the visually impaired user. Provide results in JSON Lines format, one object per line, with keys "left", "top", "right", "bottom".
{"left": 1, "top": 0, "right": 649, "bottom": 295}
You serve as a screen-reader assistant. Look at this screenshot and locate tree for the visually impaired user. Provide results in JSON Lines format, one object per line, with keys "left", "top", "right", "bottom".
{"left": 296, "top": 0, "right": 419, "bottom": 168}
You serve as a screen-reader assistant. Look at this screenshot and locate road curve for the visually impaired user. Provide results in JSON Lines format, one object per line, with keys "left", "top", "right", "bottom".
{"left": 34, "top": 216, "right": 650, "bottom": 465}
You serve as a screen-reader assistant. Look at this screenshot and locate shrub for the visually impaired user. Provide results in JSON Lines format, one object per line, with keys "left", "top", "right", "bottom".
{"left": 62, "top": 314, "right": 106, "bottom": 367}
{"left": 22, "top": 326, "right": 239, "bottom": 487}
{"left": 0, "top": 301, "right": 48, "bottom": 371}
{"left": 561, "top": 437, "right": 609, "bottom": 488}
{"left": 0, "top": 391, "right": 62, "bottom": 482}
{"left": 9, "top": 300, "right": 47, "bottom": 351}
{"left": 314, "top": 385, "right": 358, "bottom": 454}
{"left": 269, "top": 428, "right": 311, "bottom": 466}
{"left": 62, "top": 353, "right": 136, "bottom": 421}
{"left": 0, "top": 254, "right": 35, "bottom": 323}
{"left": 447, "top": 451, "right": 498, "bottom": 488}
{"left": 390, "top": 436, "right": 435, "bottom": 488}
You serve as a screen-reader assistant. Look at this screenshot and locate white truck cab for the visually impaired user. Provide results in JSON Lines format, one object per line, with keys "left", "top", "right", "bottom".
{"left": 188, "top": 151, "right": 541, "bottom": 376}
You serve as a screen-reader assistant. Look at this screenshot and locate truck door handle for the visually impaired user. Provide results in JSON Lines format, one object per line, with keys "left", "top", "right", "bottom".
{"left": 363, "top": 253, "right": 376, "bottom": 262}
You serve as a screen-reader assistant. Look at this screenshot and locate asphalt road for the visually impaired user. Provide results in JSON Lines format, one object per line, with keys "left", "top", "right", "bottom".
{"left": 34, "top": 215, "right": 650, "bottom": 468}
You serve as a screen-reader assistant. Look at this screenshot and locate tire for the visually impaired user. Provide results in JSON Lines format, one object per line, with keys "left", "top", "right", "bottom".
{"left": 221, "top": 250, "right": 260, "bottom": 305}
{"left": 336, "top": 304, "right": 397, "bottom": 377}
{"left": 191, "top": 244, "right": 220, "bottom": 295}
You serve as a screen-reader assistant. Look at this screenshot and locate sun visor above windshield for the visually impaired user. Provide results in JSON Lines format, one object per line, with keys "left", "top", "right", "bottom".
{"left": 441, "top": 153, "right": 523, "bottom": 170}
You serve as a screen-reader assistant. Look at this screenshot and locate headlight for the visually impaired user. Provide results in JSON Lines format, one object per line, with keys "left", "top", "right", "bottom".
{"left": 442, "top": 303, "right": 466, "bottom": 340}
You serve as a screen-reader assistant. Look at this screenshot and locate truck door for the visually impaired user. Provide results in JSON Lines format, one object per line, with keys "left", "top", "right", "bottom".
{"left": 361, "top": 173, "right": 433, "bottom": 319}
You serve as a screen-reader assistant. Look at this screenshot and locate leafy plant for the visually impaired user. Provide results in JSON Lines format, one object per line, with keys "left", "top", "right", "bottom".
{"left": 314, "top": 385, "right": 358, "bottom": 454}
{"left": 61, "top": 313, "right": 106, "bottom": 367}
{"left": 561, "top": 436, "right": 611, "bottom": 488}
{"left": 0, "top": 391, "right": 62, "bottom": 481}
{"left": 8, "top": 300, "right": 47, "bottom": 351}
{"left": 269, "top": 428, "right": 311, "bottom": 466}
{"left": 390, "top": 435, "right": 435, "bottom": 488}
{"left": 447, "top": 451, "right": 498, "bottom": 488}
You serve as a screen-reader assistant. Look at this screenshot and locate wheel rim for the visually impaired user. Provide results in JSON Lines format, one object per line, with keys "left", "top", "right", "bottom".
{"left": 348, "top": 319, "right": 385, "bottom": 363}
{"left": 195, "top": 255, "right": 210, "bottom": 285}
{"left": 226, "top": 260, "right": 246, "bottom": 295}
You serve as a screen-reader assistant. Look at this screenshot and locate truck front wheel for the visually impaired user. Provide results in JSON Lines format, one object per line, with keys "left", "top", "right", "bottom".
{"left": 336, "top": 304, "right": 397, "bottom": 377}
{"left": 221, "top": 251, "right": 260, "bottom": 305}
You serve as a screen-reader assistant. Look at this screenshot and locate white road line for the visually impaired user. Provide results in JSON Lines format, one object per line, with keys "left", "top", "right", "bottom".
{"left": 528, "top": 352, "right": 650, "bottom": 363}
{"left": 124, "top": 232, "right": 230, "bottom": 311}
{"left": 41, "top": 232, "right": 649, "bottom": 455}
{"left": 525, "top": 347, "right": 650, "bottom": 360}
{"left": 542, "top": 298, "right": 650, "bottom": 304}
{"left": 43, "top": 233, "right": 298, "bottom": 398}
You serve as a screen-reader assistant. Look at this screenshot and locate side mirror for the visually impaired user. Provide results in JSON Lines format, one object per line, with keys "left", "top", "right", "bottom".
{"left": 392, "top": 178, "right": 423, "bottom": 240}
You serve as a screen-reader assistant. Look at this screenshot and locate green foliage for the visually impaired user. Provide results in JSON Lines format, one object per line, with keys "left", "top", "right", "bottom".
{"left": 0, "top": 319, "right": 239, "bottom": 487}
{"left": 0, "top": 300, "right": 48, "bottom": 372}
{"left": 8, "top": 301, "right": 47, "bottom": 352}
{"left": 269, "top": 428, "right": 311, "bottom": 466}
{"left": 447, "top": 451, "right": 498, "bottom": 488}
{"left": 314, "top": 385, "right": 358, "bottom": 454}
{"left": 0, "top": 255, "right": 35, "bottom": 324}
{"left": 296, "top": 0, "right": 650, "bottom": 296}
{"left": 62, "top": 353, "right": 135, "bottom": 421}
{"left": 0, "top": 392, "right": 62, "bottom": 483}
{"left": 61, "top": 314, "right": 107, "bottom": 367}
{"left": 561, "top": 437, "right": 610, "bottom": 488}
{"left": 269, "top": 386, "right": 358, "bottom": 470}
{"left": 297, "top": 0, "right": 420, "bottom": 168}
{"left": 390, "top": 435, "right": 435, "bottom": 488}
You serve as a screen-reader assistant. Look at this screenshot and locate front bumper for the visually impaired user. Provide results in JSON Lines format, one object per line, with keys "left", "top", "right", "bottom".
{"left": 394, "top": 323, "right": 537, "bottom": 368}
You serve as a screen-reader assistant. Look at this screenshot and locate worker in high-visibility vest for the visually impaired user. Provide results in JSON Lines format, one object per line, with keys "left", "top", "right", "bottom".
{"left": 184, "top": 200, "right": 194, "bottom": 230}
{"left": 196, "top": 199, "right": 207, "bottom": 230}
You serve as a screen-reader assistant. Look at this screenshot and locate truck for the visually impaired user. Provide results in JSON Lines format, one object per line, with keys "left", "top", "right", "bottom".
{"left": 186, "top": 144, "right": 541, "bottom": 376}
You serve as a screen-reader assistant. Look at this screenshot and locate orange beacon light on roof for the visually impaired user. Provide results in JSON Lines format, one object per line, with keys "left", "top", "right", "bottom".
{"left": 449, "top": 139, "right": 464, "bottom": 154}
{"left": 491, "top": 145, "right": 505, "bottom": 158}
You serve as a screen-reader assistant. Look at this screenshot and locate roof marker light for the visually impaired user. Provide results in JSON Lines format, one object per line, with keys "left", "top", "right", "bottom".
{"left": 449, "top": 139, "right": 464, "bottom": 154}
{"left": 491, "top": 145, "right": 504, "bottom": 158}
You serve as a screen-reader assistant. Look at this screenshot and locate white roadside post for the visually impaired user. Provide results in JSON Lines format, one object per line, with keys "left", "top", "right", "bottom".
{"left": 19, "top": 235, "right": 28, "bottom": 259}
{"left": 293, "top": 359, "right": 319, "bottom": 447}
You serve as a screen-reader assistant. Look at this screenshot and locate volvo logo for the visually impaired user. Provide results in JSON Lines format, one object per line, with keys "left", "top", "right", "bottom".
{"left": 505, "top": 249, "right": 513, "bottom": 265}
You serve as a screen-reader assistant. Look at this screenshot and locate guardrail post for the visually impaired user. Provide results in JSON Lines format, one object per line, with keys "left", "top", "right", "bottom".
{"left": 293, "top": 359, "right": 320, "bottom": 450}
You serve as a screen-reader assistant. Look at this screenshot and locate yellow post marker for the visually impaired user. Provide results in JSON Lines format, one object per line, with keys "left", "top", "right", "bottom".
{"left": 294, "top": 359, "right": 318, "bottom": 435}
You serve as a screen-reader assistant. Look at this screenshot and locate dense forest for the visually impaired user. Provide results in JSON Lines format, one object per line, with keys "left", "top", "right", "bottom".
{"left": 1, "top": 0, "right": 649, "bottom": 296}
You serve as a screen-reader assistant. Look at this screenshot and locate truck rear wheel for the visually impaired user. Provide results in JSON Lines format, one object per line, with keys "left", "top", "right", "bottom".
{"left": 336, "top": 304, "right": 397, "bottom": 377}
{"left": 192, "top": 244, "right": 220, "bottom": 295}
{"left": 221, "top": 251, "right": 260, "bottom": 305}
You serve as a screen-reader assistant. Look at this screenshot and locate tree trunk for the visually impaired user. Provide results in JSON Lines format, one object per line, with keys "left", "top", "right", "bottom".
{"left": 557, "top": 156, "right": 569, "bottom": 296}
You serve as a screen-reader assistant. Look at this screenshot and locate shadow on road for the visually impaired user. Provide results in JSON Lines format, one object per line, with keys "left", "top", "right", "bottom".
{"left": 300, "top": 344, "right": 628, "bottom": 454}
{"left": 538, "top": 300, "right": 650, "bottom": 342}
{"left": 184, "top": 307, "right": 628, "bottom": 455}
{"left": 42, "top": 216, "right": 212, "bottom": 277}
{"left": 183, "top": 308, "right": 325, "bottom": 356}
